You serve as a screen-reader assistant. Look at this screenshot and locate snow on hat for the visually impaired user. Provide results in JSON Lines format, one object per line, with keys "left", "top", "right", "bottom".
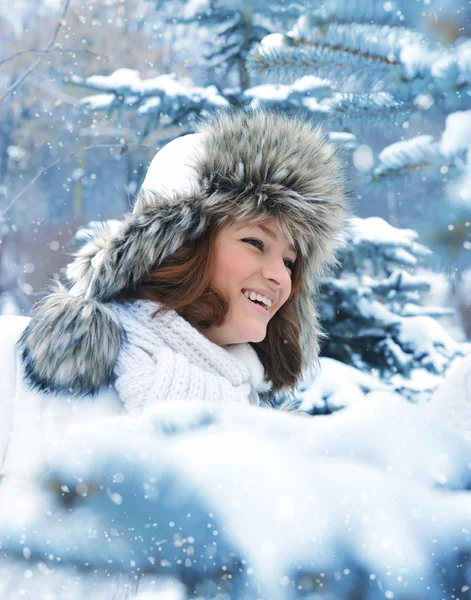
{"left": 19, "top": 109, "right": 350, "bottom": 396}
{"left": 136, "top": 133, "right": 204, "bottom": 208}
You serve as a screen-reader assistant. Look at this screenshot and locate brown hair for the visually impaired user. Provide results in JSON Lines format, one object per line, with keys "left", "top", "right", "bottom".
{"left": 123, "top": 220, "right": 304, "bottom": 393}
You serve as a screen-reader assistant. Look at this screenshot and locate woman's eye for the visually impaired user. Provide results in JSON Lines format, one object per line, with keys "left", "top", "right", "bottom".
{"left": 284, "top": 260, "right": 294, "bottom": 271}
{"left": 243, "top": 238, "right": 264, "bottom": 250}
{"left": 243, "top": 238, "right": 294, "bottom": 273}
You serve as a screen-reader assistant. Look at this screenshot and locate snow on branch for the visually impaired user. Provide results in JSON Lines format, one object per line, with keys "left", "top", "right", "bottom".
{"left": 439, "top": 109, "right": 471, "bottom": 159}
{"left": 347, "top": 216, "right": 431, "bottom": 260}
{"left": 240, "top": 75, "right": 334, "bottom": 115}
{"left": 373, "top": 136, "right": 442, "bottom": 180}
{"left": 69, "top": 69, "right": 230, "bottom": 130}
{"left": 374, "top": 110, "right": 471, "bottom": 180}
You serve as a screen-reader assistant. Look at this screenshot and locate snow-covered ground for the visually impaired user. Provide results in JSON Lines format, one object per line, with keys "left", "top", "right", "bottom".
{"left": 0, "top": 396, "right": 470, "bottom": 599}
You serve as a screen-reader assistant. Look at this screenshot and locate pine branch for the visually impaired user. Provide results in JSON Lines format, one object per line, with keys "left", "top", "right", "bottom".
{"left": 291, "top": 18, "right": 427, "bottom": 60}
{"left": 196, "top": 10, "right": 270, "bottom": 72}
{"left": 399, "top": 304, "right": 454, "bottom": 318}
{"left": 204, "top": 41, "right": 242, "bottom": 64}
{"left": 324, "top": 92, "right": 415, "bottom": 122}
{"left": 369, "top": 270, "right": 431, "bottom": 295}
{"left": 217, "top": 13, "right": 244, "bottom": 37}
{"left": 248, "top": 19, "right": 428, "bottom": 79}
{"left": 248, "top": 20, "right": 470, "bottom": 102}
{"left": 298, "top": 1, "right": 421, "bottom": 29}
{"left": 247, "top": 33, "right": 402, "bottom": 80}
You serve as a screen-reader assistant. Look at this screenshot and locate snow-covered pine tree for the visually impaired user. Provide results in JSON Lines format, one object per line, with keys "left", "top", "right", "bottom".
{"left": 311, "top": 217, "right": 469, "bottom": 408}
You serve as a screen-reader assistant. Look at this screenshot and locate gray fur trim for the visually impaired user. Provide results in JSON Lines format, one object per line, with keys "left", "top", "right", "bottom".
{"left": 18, "top": 284, "right": 123, "bottom": 396}
{"left": 67, "top": 202, "right": 208, "bottom": 301}
{"left": 195, "top": 109, "right": 348, "bottom": 263}
{"left": 22, "top": 108, "right": 350, "bottom": 395}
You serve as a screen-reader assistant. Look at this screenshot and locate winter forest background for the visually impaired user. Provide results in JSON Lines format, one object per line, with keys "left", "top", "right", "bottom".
{"left": 1, "top": 1, "right": 471, "bottom": 599}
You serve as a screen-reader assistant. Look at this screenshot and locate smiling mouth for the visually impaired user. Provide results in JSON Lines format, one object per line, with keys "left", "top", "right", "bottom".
{"left": 241, "top": 291, "right": 271, "bottom": 316}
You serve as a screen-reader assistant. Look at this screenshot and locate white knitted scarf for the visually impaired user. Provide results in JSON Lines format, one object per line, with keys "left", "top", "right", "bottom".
{"left": 106, "top": 299, "right": 271, "bottom": 415}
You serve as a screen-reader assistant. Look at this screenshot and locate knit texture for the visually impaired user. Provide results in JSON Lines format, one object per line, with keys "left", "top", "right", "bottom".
{"left": 107, "top": 300, "right": 265, "bottom": 415}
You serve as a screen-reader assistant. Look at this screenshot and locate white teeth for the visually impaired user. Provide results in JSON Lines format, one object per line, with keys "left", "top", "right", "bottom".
{"left": 242, "top": 290, "right": 272, "bottom": 308}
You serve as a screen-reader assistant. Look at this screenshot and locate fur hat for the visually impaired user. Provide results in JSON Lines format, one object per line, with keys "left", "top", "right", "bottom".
{"left": 19, "top": 109, "right": 350, "bottom": 396}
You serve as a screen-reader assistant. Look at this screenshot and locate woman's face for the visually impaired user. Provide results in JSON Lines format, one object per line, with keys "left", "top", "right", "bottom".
{"left": 202, "top": 217, "right": 297, "bottom": 346}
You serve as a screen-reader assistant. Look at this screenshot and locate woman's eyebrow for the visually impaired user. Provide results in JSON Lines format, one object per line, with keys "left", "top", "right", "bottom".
{"left": 256, "top": 224, "right": 297, "bottom": 255}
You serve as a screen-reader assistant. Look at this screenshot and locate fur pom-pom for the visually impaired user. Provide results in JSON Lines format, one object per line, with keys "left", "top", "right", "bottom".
{"left": 18, "top": 284, "right": 123, "bottom": 396}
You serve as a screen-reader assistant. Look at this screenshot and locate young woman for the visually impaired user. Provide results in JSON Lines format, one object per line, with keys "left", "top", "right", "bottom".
{"left": 13, "top": 109, "right": 349, "bottom": 419}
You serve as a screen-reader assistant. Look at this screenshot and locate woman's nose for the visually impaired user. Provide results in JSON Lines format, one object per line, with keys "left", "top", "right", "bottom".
{"left": 262, "top": 258, "right": 291, "bottom": 287}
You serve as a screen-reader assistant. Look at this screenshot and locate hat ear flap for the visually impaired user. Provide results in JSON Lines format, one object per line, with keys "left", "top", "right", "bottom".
{"left": 18, "top": 284, "right": 123, "bottom": 396}
{"left": 83, "top": 203, "right": 209, "bottom": 302}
